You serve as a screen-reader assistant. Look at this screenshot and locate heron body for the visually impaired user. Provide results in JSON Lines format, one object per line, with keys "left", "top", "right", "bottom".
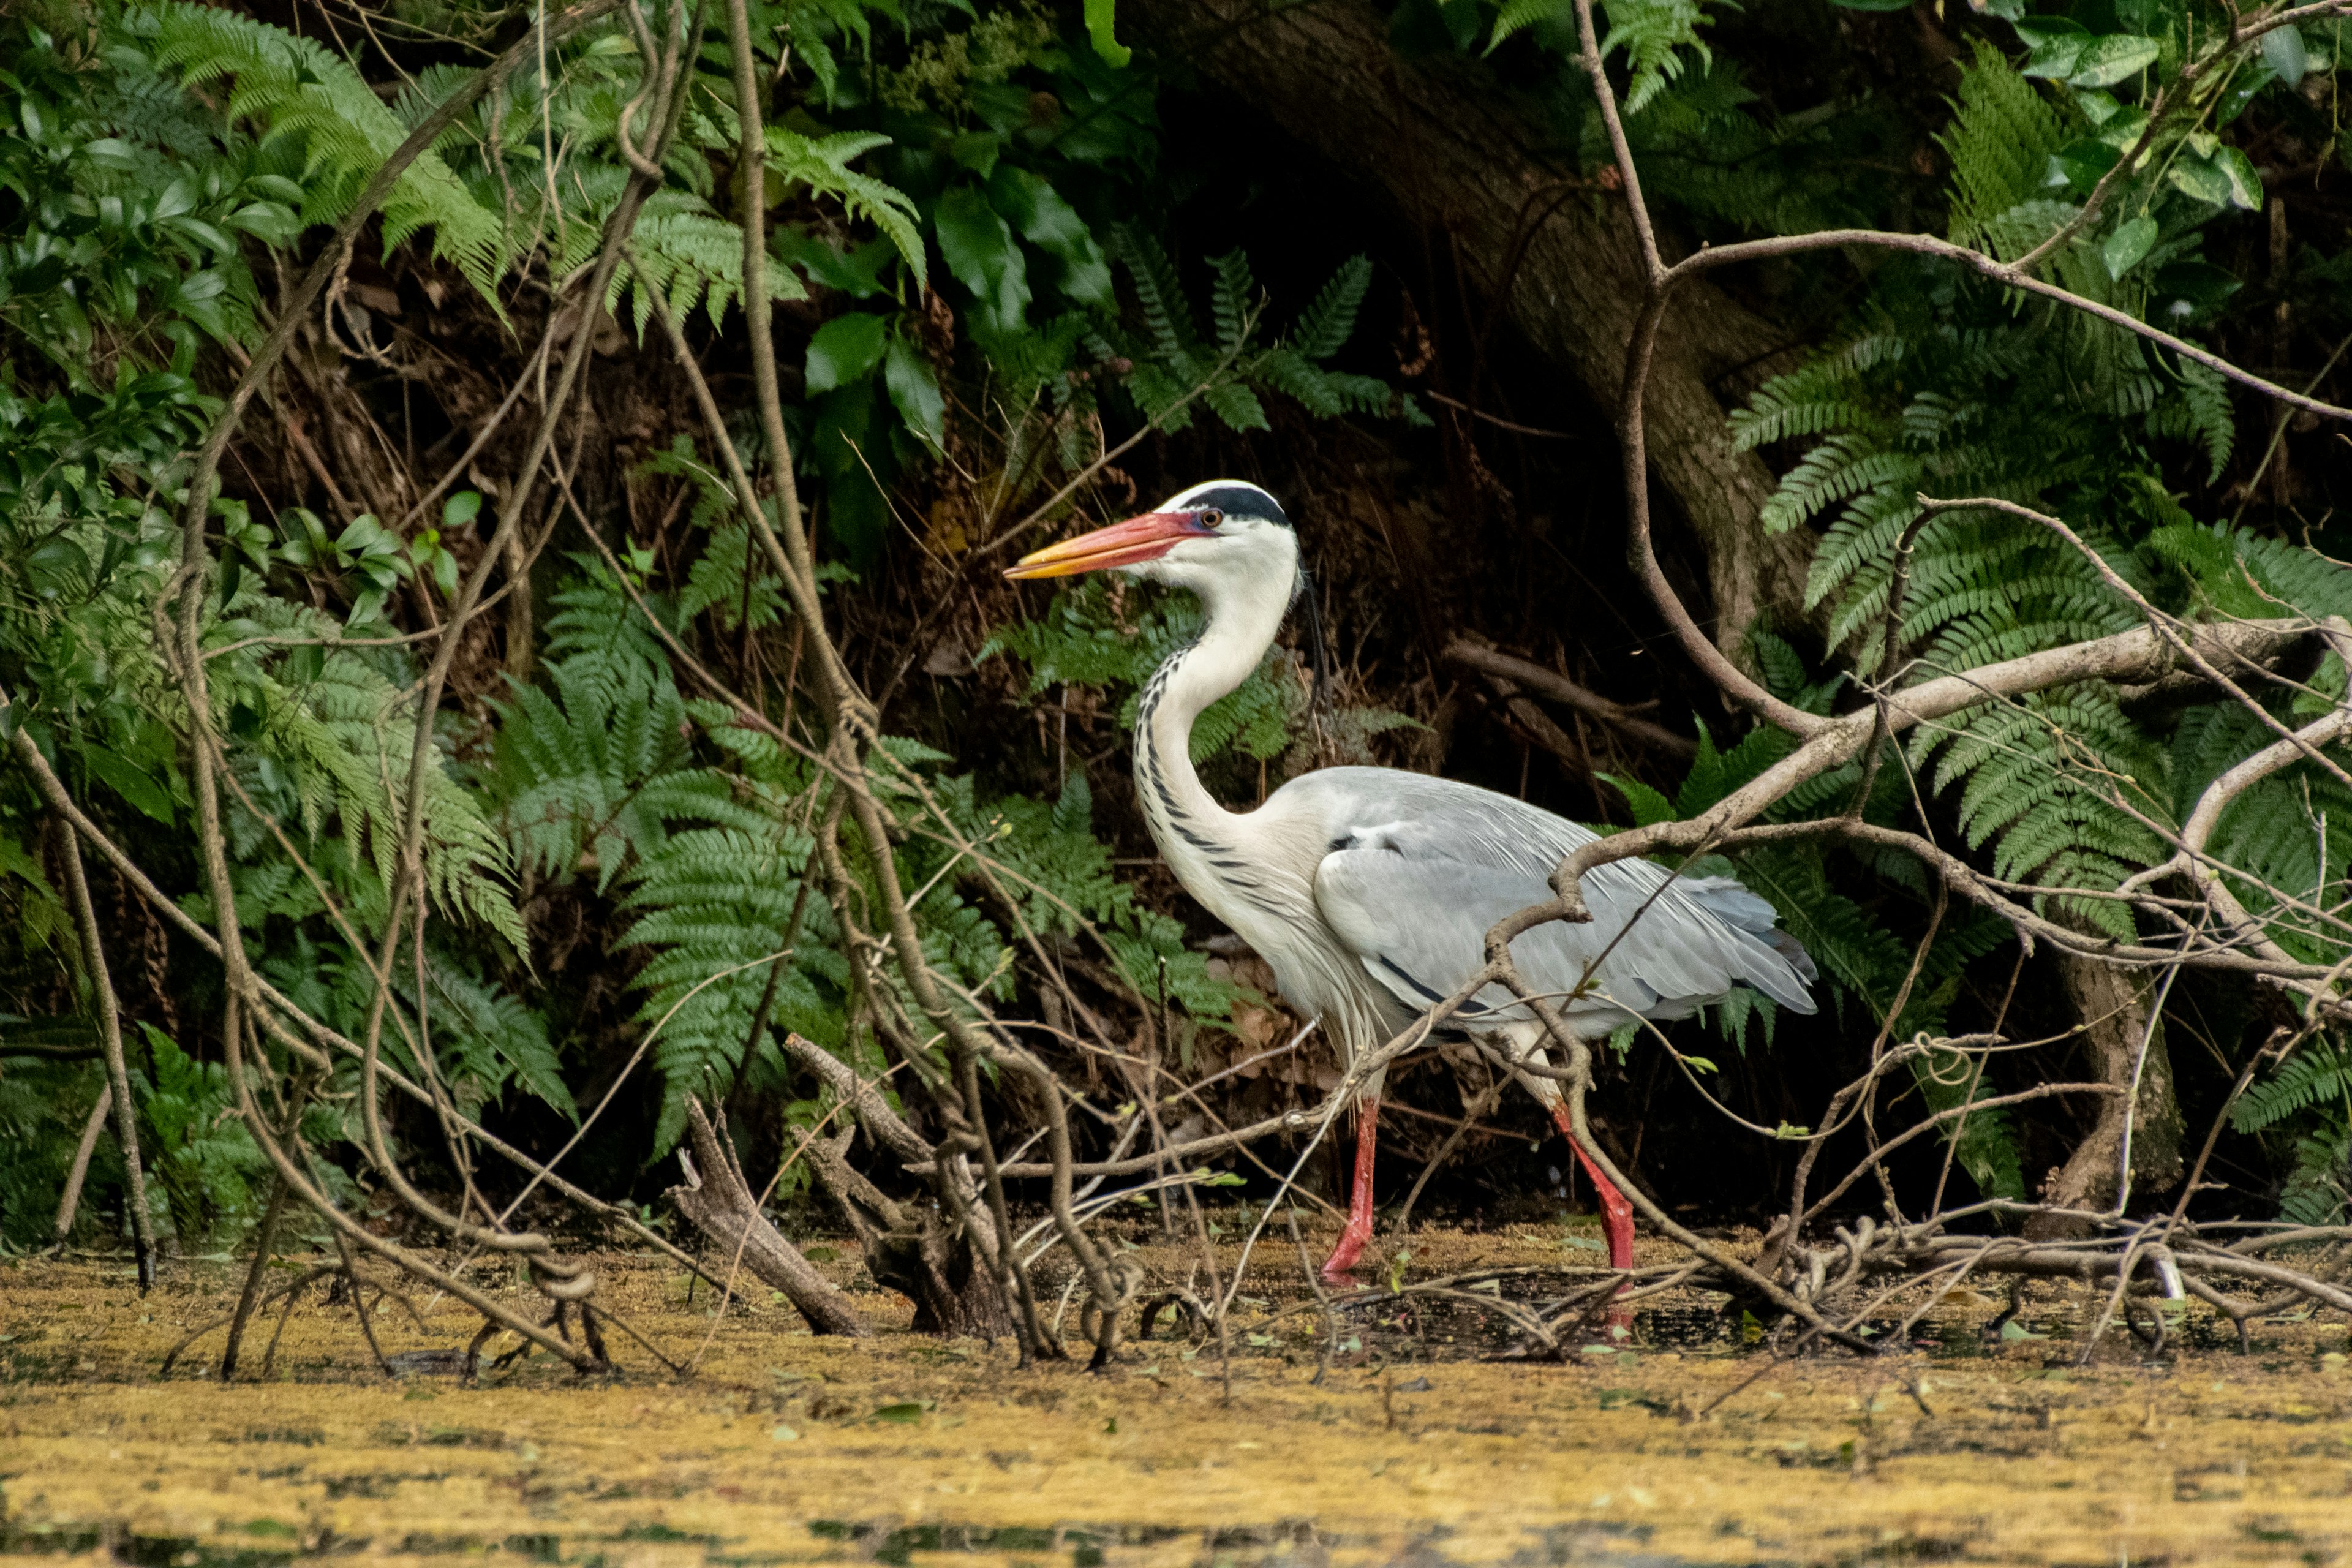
{"left": 1009, "top": 480, "right": 1818, "bottom": 1280}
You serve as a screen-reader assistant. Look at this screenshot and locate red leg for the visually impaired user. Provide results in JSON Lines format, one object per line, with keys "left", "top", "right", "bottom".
{"left": 1319, "top": 1095, "right": 1380, "bottom": 1280}
{"left": 1547, "top": 1104, "right": 1634, "bottom": 1272}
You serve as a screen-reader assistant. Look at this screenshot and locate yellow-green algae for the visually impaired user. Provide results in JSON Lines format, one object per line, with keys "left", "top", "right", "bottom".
{"left": 4, "top": 1229, "right": 2351, "bottom": 1567}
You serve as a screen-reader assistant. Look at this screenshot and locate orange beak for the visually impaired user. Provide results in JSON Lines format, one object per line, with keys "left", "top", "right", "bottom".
{"left": 1004, "top": 511, "right": 1215, "bottom": 579}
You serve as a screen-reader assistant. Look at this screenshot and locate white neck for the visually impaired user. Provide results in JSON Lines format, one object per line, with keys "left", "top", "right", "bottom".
{"left": 1131, "top": 562, "right": 1295, "bottom": 928}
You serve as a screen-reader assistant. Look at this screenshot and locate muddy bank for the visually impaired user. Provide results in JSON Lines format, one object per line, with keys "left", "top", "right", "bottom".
{"left": 4, "top": 1227, "right": 2351, "bottom": 1567}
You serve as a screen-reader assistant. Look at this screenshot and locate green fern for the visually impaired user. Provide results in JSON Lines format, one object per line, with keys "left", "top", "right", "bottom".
{"left": 620, "top": 818, "right": 846, "bottom": 1154}
{"left": 1095, "top": 235, "right": 1415, "bottom": 435}
{"left": 194, "top": 598, "right": 527, "bottom": 950}
{"left": 145, "top": 1, "right": 506, "bottom": 295}
{"left": 1940, "top": 42, "right": 2070, "bottom": 251}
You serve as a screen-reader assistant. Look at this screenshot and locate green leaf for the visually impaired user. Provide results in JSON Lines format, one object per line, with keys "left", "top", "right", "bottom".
{"left": 26, "top": 536, "right": 88, "bottom": 586}
{"left": 884, "top": 335, "right": 946, "bottom": 449}
{"left": 80, "top": 744, "right": 174, "bottom": 824}
{"left": 2021, "top": 34, "right": 2090, "bottom": 79}
{"left": 805, "top": 312, "right": 888, "bottom": 394}
{"left": 2101, "top": 215, "right": 2158, "bottom": 279}
{"left": 2166, "top": 154, "right": 2234, "bottom": 206}
{"left": 2214, "top": 146, "right": 2263, "bottom": 211}
{"left": 987, "top": 167, "right": 1113, "bottom": 308}
{"left": 934, "top": 187, "right": 1029, "bottom": 335}
{"left": 2009, "top": 15, "right": 2084, "bottom": 45}
{"left": 2261, "top": 24, "right": 2310, "bottom": 81}
{"left": 2045, "top": 138, "right": 2120, "bottom": 190}
{"left": 442, "top": 489, "right": 483, "bottom": 529}
{"left": 224, "top": 201, "right": 300, "bottom": 244}
{"left": 2067, "top": 34, "right": 2161, "bottom": 87}
{"left": 337, "top": 513, "right": 394, "bottom": 557}
{"left": 946, "top": 130, "right": 1003, "bottom": 178}
{"left": 1084, "top": 0, "right": 1131, "bottom": 66}
{"left": 2150, "top": 258, "right": 2242, "bottom": 318}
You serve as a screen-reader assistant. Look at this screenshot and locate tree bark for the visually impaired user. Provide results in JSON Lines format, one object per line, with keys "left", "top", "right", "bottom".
{"left": 1121, "top": 0, "right": 1817, "bottom": 654}
{"left": 772, "top": 1030, "right": 1022, "bottom": 1340}
{"left": 2024, "top": 950, "right": 2187, "bottom": 1237}
{"left": 666, "top": 1098, "right": 869, "bottom": 1336}
{"left": 801, "top": 1128, "right": 1017, "bottom": 1340}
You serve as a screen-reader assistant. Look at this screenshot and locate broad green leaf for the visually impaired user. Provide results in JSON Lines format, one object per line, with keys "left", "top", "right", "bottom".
{"left": 884, "top": 335, "right": 946, "bottom": 449}
{"left": 986, "top": 167, "right": 1112, "bottom": 307}
{"left": 80, "top": 744, "right": 173, "bottom": 824}
{"left": 26, "top": 536, "right": 88, "bottom": 585}
{"left": 2166, "top": 154, "right": 2234, "bottom": 206}
{"left": 2214, "top": 146, "right": 2263, "bottom": 210}
{"left": 2010, "top": 15, "right": 2084, "bottom": 45}
{"left": 933, "top": 186, "right": 1029, "bottom": 335}
{"left": 2150, "top": 259, "right": 2241, "bottom": 318}
{"left": 442, "top": 489, "right": 483, "bottom": 528}
{"left": 2067, "top": 34, "right": 2160, "bottom": 87}
{"left": 2045, "top": 138, "right": 2119, "bottom": 190}
{"left": 2021, "top": 34, "right": 2090, "bottom": 78}
{"left": 947, "top": 130, "right": 1003, "bottom": 177}
{"left": 337, "top": 513, "right": 393, "bottom": 556}
{"left": 805, "top": 312, "right": 888, "bottom": 394}
{"left": 225, "top": 201, "right": 300, "bottom": 244}
{"left": 2091, "top": 105, "right": 2149, "bottom": 153}
{"left": 2101, "top": 215, "right": 2157, "bottom": 279}
{"left": 2261, "top": 24, "right": 2310, "bottom": 81}
{"left": 152, "top": 176, "right": 198, "bottom": 222}
{"left": 1083, "top": 0, "right": 1130, "bottom": 66}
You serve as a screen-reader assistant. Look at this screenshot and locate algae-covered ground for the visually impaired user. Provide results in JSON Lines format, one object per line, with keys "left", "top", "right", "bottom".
{"left": 4, "top": 1225, "right": 2351, "bottom": 1567}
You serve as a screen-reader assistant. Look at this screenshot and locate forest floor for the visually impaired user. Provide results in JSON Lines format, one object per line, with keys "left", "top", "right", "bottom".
{"left": 2, "top": 1223, "right": 2350, "bottom": 1567}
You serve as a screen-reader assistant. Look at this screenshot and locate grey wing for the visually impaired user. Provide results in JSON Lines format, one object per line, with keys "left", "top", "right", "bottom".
{"left": 1294, "top": 769, "right": 1816, "bottom": 1035}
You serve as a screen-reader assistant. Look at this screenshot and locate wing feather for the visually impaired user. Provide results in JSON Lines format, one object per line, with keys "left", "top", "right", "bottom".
{"left": 1284, "top": 767, "right": 1817, "bottom": 1035}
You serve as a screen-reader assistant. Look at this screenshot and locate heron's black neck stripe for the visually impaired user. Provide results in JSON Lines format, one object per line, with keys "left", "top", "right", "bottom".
{"left": 1135, "top": 638, "right": 1287, "bottom": 918}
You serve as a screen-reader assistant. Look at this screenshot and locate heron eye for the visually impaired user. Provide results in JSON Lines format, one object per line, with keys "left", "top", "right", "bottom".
{"left": 1199, "top": 508, "right": 1224, "bottom": 529}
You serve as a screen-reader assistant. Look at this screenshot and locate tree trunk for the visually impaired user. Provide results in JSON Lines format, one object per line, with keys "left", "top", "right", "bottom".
{"left": 666, "top": 1097, "right": 869, "bottom": 1336}
{"left": 1121, "top": 0, "right": 1817, "bottom": 655}
{"left": 2023, "top": 951, "right": 2187, "bottom": 1238}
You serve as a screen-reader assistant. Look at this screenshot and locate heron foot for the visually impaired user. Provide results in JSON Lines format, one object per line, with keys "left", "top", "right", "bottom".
{"left": 1318, "top": 1218, "right": 1374, "bottom": 1281}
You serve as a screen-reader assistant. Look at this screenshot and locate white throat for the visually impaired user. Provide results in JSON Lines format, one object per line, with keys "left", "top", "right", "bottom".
{"left": 1129, "top": 544, "right": 1300, "bottom": 936}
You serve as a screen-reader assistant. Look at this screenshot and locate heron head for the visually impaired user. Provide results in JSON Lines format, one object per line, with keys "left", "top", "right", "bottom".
{"left": 1003, "top": 480, "right": 1297, "bottom": 598}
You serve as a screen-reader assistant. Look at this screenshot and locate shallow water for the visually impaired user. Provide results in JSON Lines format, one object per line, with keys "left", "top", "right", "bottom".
{"left": 4, "top": 1226, "right": 2350, "bottom": 1567}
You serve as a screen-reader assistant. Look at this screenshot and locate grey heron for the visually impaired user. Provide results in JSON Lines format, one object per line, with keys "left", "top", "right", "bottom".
{"left": 1006, "top": 480, "right": 1817, "bottom": 1281}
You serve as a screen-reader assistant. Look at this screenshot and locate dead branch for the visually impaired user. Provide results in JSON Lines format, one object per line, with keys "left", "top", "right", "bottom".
{"left": 54, "top": 820, "right": 155, "bottom": 1290}
{"left": 1441, "top": 640, "right": 1693, "bottom": 756}
{"left": 666, "top": 1098, "right": 867, "bottom": 1336}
